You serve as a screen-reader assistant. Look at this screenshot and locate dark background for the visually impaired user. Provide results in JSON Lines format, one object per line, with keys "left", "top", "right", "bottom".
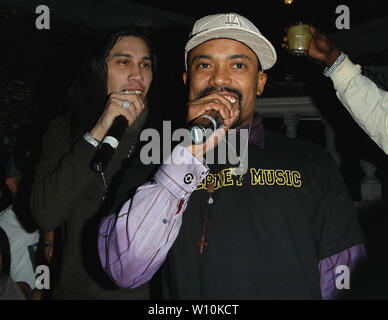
{"left": 1, "top": 0, "right": 387, "bottom": 194}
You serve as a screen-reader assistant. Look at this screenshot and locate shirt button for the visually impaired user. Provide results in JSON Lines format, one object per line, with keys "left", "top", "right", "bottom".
{"left": 162, "top": 219, "right": 168, "bottom": 224}
{"left": 184, "top": 173, "right": 194, "bottom": 184}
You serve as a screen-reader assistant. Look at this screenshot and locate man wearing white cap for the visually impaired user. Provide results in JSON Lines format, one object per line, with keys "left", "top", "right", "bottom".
{"left": 98, "top": 13, "right": 368, "bottom": 299}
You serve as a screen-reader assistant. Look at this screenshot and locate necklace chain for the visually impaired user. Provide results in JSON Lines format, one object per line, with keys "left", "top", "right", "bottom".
{"left": 100, "top": 129, "right": 141, "bottom": 202}
{"left": 223, "top": 121, "right": 251, "bottom": 176}
{"left": 197, "top": 121, "right": 252, "bottom": 253}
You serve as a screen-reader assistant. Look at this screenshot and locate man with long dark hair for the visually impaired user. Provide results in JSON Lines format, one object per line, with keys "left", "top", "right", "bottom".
{"left": 31, "top": 26, "right": 157, "bottom": 299}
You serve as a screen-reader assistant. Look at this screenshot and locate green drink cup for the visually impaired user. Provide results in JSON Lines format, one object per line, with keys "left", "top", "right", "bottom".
{"left": 287, "top": 22, "right": 312, "bottom": 56}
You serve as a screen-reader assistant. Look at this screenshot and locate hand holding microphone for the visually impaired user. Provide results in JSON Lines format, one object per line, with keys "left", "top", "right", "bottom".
{"left": 185, "top": 92, "right": 239, "bottom": 160}
{"left": 188, "top": 109, "right": 225, "bottom": 144}
{"left": 90, "top": 89, "right": 144, "bottom": 172}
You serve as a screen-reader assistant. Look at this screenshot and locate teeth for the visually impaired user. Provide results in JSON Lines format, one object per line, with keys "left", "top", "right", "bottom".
{"left": 122, "top": 89, "right": 142, "bottom": 95}
{"left": 225, "top": 96, "right": 236, "bottom": 103}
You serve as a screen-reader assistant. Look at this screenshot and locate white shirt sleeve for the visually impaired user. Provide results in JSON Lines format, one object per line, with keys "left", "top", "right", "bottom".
{"left": 330, "top": 56, "right": 388, "bottom": 154}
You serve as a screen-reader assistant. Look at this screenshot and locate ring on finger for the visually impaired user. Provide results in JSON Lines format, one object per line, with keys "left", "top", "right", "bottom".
{"left": 122, "top": 100, "right": 131, "bottom": 109}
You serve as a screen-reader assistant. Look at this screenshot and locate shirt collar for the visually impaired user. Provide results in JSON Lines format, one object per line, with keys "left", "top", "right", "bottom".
{"left": 237, "top": 113, "right": 265, "bottom": 149}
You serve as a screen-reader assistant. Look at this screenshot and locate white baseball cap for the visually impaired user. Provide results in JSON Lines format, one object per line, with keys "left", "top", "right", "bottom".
{"left": 185, "top": 13, "right": 277, "bottom": 71}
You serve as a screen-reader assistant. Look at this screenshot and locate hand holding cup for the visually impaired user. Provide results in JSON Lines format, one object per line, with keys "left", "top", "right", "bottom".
{"left": 282, "top": 26, "right": 341, "bottom": 66}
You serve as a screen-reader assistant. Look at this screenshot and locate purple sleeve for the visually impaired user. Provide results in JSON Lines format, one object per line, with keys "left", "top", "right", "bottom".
{"left": 319, "top": 244, "right": 367, "bottom": 299}
{"left": 98, "top": 145, "right": 208, "bottom": 289}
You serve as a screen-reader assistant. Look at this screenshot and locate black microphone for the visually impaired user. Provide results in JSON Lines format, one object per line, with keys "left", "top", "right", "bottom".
{"left": 90, "top": 115, "right": 128, "bottom": 172}
{"left": 188, "top": 110, "right": 225, "bottom": 144}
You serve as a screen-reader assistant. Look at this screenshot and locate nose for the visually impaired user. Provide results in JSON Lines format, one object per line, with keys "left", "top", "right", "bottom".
{"left": 209, "top": 65, "right": 231, "bottom": 88}
{"left": 129, "top": 64, "right": 144, "bottom": 83}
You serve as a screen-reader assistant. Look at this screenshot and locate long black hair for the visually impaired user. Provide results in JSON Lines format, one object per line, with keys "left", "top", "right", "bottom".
{"left": 67, "top": 26, "right": 156, "bottom": 144}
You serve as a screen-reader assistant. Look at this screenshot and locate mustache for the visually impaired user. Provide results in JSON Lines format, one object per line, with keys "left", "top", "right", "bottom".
{"left": 198, "top": 86, "right": 243, "bottom": 102}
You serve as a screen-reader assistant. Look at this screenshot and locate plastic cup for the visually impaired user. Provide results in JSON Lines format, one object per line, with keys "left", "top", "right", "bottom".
{"left": 287, "top": 22, "right": 312, "bottom": 56}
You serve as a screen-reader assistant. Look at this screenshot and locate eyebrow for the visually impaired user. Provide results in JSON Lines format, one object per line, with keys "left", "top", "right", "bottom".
{"left": 110, "top": 53, "right": 152, "bottom": 61}
{"left": 228, "top": 54, "right": 252, "bottom": 61}
{"left": 190, "top": 53, "right": 253, "bottom": 64}
{"left": 190, "top": 54, "right": 212, "bottom": 64}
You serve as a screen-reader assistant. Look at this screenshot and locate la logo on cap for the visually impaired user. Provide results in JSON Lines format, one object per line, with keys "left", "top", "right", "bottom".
{"left": 225, "top": 13, "right": 241, "bottom": 26}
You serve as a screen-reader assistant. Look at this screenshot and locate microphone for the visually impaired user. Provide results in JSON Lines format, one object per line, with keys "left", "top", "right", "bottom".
{"left": 188, "top": 110, "right": 225, "bottom": 144}
{"left": 90, "top": 115, "right": 128, "bottom": 172}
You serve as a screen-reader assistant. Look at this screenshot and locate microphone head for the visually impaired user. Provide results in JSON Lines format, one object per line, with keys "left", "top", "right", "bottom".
{"left": 191, "top": 126, "right": 206, "bottom": 144}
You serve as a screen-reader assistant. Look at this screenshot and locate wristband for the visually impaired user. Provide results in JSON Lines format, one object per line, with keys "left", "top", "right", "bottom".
{"left": 83, "top": 132, "right": 100, "bottom": 148}
{"left": 323, "top": 52, "right": 346, "bottom": 77}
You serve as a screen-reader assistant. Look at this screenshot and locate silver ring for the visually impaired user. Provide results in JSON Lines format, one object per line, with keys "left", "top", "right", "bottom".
{"left": 122, "top": 100, "right": 131, "bottom": 109}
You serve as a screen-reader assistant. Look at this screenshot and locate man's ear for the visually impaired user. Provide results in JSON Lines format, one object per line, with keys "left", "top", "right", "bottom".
{"left": 256, "top": 71, "right": 267, "bottom": 96}
{"left": 182, "top": 72, "right": 188, "bottom": 86}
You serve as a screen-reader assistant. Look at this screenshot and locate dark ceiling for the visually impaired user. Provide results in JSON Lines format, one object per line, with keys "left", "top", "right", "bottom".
{"left": 1, "top": 0, "right": 388, "bottom": 100}
{"left": 133, "top": 0, "right": 386, "bottom": 32}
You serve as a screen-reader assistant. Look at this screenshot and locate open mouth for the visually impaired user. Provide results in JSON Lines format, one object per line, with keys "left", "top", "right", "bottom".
{"left": 122, "top": 87, "right": 144, "bottom": 95}
{"left": 199, "top": 86, "right": 242, "bottom": 104}
{"left": 220, "top": 94, "right": 237, "bottom": 104}
{"left": 122, "top": 89, "right": 142, "bottom": 94}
